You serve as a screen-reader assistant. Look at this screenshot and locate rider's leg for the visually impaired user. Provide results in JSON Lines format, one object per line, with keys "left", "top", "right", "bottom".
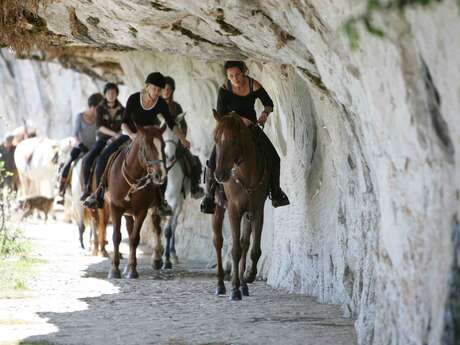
{"left": 200, "top": 146, "right": 217, "bottom": 214}
{"left": 83, "top": 135, "right": 129, "bottom": 209}
{"left": 157, "top": 178, "right": 173, "bottom": 216}
{"left": 181, "top": 147, "right": 204, "bottom": 199}
{"left": 58, "top": 145, "right": 82, "bottom": 198}
{"left": 257, "top": 129, "right": 289, "bottom": 207}
{"left": 81, "top": 139, "right": 107, "bottom": 200}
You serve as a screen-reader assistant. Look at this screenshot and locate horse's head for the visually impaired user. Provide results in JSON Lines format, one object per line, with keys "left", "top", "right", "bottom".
{"left": 136, "top": 117, "right": 167, "bottom": 185}
{"left": 212, "top": 109, "right": 245, "bottom": 183}
{"left": 162, "top": 112, "right": 186, "bottom": 165}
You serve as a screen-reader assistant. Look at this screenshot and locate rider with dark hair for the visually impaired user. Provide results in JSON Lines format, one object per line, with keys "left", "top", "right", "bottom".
{"left": 163, "top": 76, "right": 204, "bottom": 199}
{"left": 83, "top": 72, "right": 190, "bottom": 213}
{"left": 200, "top": 60, "right": 290, "bottom": 214}
{"left": 80, "top": 83, "right": 124, "bottom": 201}
{"left": 57, "top": 92, "right": 103, "bottom": 202}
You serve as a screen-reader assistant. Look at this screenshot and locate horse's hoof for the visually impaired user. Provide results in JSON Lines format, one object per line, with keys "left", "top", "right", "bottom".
{"left": 108, "top": 269, "right": 121, "bottom": 279}
{"left": 171, "top": 254, "right": 179, "bottom": 265}
{"left": 124, "top": 269, "right": 139, "bottom": 279}
{"left": 215, "top": 283, "right": 226, "bottom": 295}
{"left": 99, "top": 250, "right": 109, "bottom": 258}
{"left": 230, "top": 288, "right": 242, "bottom": 301}
{"left": 153, "top": 259, "right": 163, "bottom": 270}
{"left": 242, "top": 285, "right": 249, "bottom": 297}
{"left": 245, "top": 271, "right": 257, "bottom": 284}
{"left": 164, "top": 261, "right": 172, "bottom": 270}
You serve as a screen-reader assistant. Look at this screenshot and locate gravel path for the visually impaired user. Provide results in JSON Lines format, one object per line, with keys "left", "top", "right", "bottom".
{"left": 0, "top": 220, "right": 357, "bottom": 345}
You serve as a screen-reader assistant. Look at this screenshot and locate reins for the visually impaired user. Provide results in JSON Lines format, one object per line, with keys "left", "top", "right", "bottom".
{"left": 121, "top": 135, "right": 163, "bottom": 202}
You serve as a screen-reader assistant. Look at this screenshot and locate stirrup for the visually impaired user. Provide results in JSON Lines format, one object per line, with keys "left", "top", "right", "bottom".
{"left": 80, "top": 191, "right": 90, "bottom": 201}
{"left": 158, "top": 202, "right": 173, "bottom": 216}
{"left": 270, "top": 189, "right": 290, "bottom": 208}
{"left": 83, "top": 192, "right": 103, "bottom": 209}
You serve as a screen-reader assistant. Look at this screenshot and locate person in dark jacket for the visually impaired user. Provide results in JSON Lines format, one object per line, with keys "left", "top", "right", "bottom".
{"left": 200, "top": 60, "right": 289, "bottom": 214}
{"left": 80, "top": 83, "right": 124, "bottom": 200}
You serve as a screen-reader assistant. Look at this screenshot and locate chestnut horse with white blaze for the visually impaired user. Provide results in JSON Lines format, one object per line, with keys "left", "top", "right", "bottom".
{"left": 105, "top": 120, "right": 167, "bottom": 279}
{"left": 212, "top": 110, "right": 270, "bottom": 300}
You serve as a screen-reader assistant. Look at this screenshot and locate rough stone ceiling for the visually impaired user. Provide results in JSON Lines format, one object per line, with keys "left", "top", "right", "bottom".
{"left": 3, "top": 0, "right": 349, "bottom": 83}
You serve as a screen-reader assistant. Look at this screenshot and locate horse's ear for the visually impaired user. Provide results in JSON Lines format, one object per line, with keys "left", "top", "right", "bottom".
{"left": 213, "top": 109, "right": 221, "bottom": 122}
{"left": 156, "top": 114, "right": 166, "bottom": 129}
{"left": 159, "top": 123, "right": 167, "bottom": 134}
{"left": 175, "top": 112, "right": 186, "bottom": 124}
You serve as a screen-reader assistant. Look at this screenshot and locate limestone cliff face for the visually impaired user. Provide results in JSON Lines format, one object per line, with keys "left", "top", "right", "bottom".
{"left": 1, "top": 1, "right": 459, "bottom": 344}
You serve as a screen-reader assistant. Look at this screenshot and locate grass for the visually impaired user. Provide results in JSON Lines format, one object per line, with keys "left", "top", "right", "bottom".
{"left": 0, "top": 255, "right": 45, "bottom": 298}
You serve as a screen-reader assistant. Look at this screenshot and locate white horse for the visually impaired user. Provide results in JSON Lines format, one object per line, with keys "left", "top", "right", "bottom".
{"left": 163, "top": 113, "right": 192, "bottom": 268}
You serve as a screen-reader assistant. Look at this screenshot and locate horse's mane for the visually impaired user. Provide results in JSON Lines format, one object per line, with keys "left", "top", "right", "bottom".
{"left": 214, "top": 112, "right": 244, "bottom": 143}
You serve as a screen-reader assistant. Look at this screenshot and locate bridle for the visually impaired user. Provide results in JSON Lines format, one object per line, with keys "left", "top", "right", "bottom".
{"left": 121, "top": 134, "right": 164, "bottom": 202}
{"left": 219, "top": 123, "right": 268, "bottom": 196}
{"left": 164, "top": 139, "right": 179, "bottom": 171}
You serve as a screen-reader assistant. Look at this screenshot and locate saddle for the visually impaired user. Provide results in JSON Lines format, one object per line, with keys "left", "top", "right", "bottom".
{"left": 100, "top": 141, "right": 130, "bottom": 187}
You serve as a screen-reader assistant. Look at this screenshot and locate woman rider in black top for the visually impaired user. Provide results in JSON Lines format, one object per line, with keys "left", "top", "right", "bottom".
{"left": 200, "top": 61, "right": 290, "bottom": 214}
{"left": 83, "top": 72, "right": 190, "bottom": 212}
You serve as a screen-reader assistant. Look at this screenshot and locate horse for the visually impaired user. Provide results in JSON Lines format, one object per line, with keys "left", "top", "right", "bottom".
{"left": 211, "top": 110, "right": 270, "bottom": 301}
{"left": 163, "top": 112, "right": 191, "bottom": 268}
{"left": 105, "top": 121, "right": 167, "bottom": 279}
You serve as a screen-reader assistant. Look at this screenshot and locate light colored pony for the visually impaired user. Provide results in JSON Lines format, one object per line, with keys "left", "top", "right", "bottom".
{"left": 163, "top": 113, "right": 191, "bottom": 268}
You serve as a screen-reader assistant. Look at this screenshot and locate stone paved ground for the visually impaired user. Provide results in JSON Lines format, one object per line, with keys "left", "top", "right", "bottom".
{"left": 0, "top": 219, "right": 357, "bottom": 345}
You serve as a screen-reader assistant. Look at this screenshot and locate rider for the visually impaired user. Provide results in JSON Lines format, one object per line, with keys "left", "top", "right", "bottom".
{"left": 83, "top": 72, "right": 191, "bottom": 213}
{"left": 162, "top": 76, "right": 204, "bottom": 199}
{"left": 80, "top": 83, "right": 124, "bottom": 201}
{"left": 57, "top": 93, "right": 103, "bottom": 203}
{"left": 200, "top": 60, "right": 290, "bottom": 214}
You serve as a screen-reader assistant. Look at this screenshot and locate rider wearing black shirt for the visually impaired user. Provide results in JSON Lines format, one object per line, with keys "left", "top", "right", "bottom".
{"left": 200, "top": 61, "right": 290, "bottom": 214}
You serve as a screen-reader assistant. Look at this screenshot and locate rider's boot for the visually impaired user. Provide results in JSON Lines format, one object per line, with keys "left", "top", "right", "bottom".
{"left": 269, "top": 164, "right": 290, "bottom": 208}
{"left": 83, "top": 185, "right": 105, "bottom": 209}
{"left": 200, "top": 161, "right": 216, "bottom": 214}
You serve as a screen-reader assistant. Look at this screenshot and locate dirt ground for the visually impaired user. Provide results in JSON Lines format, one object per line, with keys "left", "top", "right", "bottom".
{"left": 0, "top": 218, "right": 357, "bottom": 345}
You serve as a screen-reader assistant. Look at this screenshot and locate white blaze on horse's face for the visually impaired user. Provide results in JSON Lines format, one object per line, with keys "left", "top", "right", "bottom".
{"left": 151, "top": 136, "right": 166, "bottom": 185}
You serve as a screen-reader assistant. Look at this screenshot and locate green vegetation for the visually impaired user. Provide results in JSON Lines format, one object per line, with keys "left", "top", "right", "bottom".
{"left": 0, "top": 161, "right": 42, "bottom": 297}
{"left": 344, "top": 0, "right": 453, "bottom": 49}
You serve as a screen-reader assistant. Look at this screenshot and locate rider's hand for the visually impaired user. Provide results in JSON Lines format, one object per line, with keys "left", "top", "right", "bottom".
{"left": 257, "top": 112, "right": 268, "bottom": 126}
{"left": 181, "top": 138, "right": 191, "bottom": 149}
{"left": 241, "top": 117, "right": 252, "bottom": 127}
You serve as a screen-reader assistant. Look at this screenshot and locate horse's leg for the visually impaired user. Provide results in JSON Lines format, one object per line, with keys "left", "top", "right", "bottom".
{"left": 97, "top": 208, "right": 109, "bottom": 257}
{"left": 108, "top": 204, "right": 122, "bottom": 279}
{"left": 245, "top": 207, "right": 264, "bottom": 283}
{"left": 239, "top": 214, "right": 252, "bottom": 296}
{"left": 122, "top": 215, "right": 134, "bottom": 275}
{"left": 228, "top": 204, "right": 243, "bottom": 301}
{"left": 169, "top": 196, "right": 183, "bottom": 265}
{"left": 213, "top": 205, "right": 226, "bottom": 295}
{"left": 78, "top": 222, "right": 85, "bottom": 249}
{"left": 90, "top": 212, "right": 99, "bottom": 256}
{"left": 125, "top": 209, "right": 147, "bottom": 279}
{"left": 164, "top": 218, "right": 172, "bottom": 269}
{"left": 152, "top": 213, "right": 164, "bottom": 270}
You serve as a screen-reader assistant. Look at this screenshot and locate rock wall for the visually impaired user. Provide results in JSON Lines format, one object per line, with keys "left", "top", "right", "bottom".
{"left": 1, "top": 1, "right": 459, "bottom": 344}
{"left": 0, "top": 49, "right": 128, "bottom": 140}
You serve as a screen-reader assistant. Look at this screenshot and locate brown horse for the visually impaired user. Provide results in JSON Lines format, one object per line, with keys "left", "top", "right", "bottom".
{"left": 106, "top": 123, "right": 167, "bottom": 279}
{"left": 212, "top": 110, "right": 270, "bottom": 300}
{"left": 83, "top": 162, "right": 110, "bottom": 256}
